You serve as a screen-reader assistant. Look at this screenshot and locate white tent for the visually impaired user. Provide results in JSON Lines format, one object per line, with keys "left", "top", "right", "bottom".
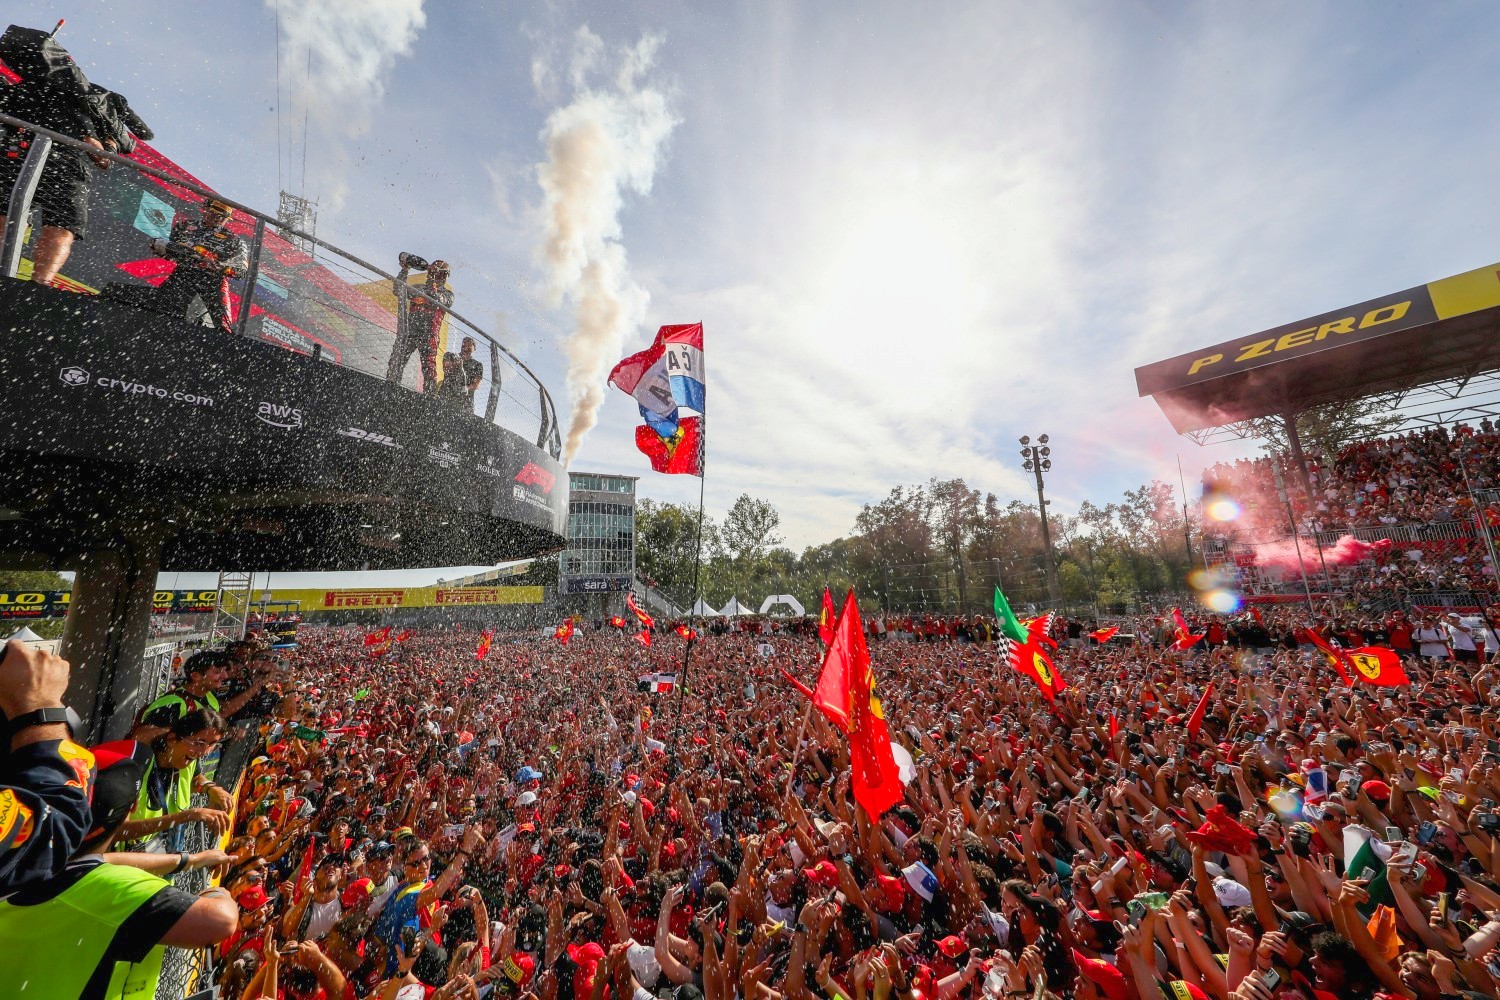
{"left": 690, "top": 597, "right": 720, "bottom": 616}
{"left": 719, "top": 595, "right": 753, "bottom": 617}
{"left": 5, "top": 625, "right": 44, "bottom": 643}
{"left": 757, "top": 594, "right": 807, "bottom": 617}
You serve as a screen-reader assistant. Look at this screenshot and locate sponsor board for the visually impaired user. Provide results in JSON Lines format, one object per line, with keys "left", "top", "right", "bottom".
{"left": 563, "top": 577, "right": 631, "bottom": 594}
{"left": 259, "top": 586, "right": 545, "bottom": 610}
{"left": 58, "top": 365, "right": 215, "bottom": 407}
{"left": 0, "top": 589, "right": 221, "bottom": 619}
{"left": 427, "top": 442, "right": 462, "bottom": 470}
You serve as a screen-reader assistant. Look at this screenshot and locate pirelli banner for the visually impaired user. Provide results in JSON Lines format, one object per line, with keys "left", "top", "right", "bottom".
{"left": 262, "top": 586, "right": 545, "bottom": 612}
{"left": 1135, "top": 261, "right": 1500, "bottom": 399}
{"left": 0, "top": 589, "right": 221, "bottom": 620}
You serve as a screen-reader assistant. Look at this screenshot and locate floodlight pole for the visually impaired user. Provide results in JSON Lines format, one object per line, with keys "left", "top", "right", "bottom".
{"left": 1020, "top": 435, "right": 1061, "bottom": 606}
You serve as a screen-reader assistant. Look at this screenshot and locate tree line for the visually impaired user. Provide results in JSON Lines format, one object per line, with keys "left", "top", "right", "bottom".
{"left": 634, "top": 479, "right": 1201, "bottom": 617}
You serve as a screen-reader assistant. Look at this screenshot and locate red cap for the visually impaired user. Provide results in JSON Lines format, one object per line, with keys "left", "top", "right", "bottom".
{"left": 238, "top": 885, "right": 271, "bottom": 910}
{"left": 873, "top": 873, "right": 907, "bottom": 912}
{"left": 341, "top": 877, "right": 374, "bottom": 909}
{"left": 935, "top": 935, "right": 966, "bottom": 958}
{"left": 502, "top": 953, "right": 536, "bottom": 986}
{"left": 1361, "top": 779, "right": 1392, "bottom": 801}
{"left": 1166, "top": 983, "right": 1209, "bottom": 1000}
{"left": 554, "top": 864, "right": 573, "bottom": 880}
{"left": 802, "top": 860, "right": 839, "bottom": 887}
{"left": 567, "top": 942, "right": 606, "bottom": 967}
{"left": 1073, "top": 951, "right": 1129, "bottom": 1000}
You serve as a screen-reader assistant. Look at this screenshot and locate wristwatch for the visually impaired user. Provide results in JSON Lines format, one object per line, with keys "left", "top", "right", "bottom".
{"left": 6, "top": 706, "right": 79, "bottom": 739}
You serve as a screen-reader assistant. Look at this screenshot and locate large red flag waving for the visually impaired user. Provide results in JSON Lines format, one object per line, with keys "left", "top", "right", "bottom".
{"left": 1300, "top": 629, "right": 1354, "bottom": 686}
{"left": 998, "top": 633, "right": 1067, "bottom": 704}
{"left": 1171, "top": 608, "right": 1205, "bottom": 650}
{"left": 1090, "top": 626, "right": 1119, "bottom": 644}
{"left": 1186, "top": 683, "right": 1214, "bottom": 740}
{"left": 818, "top": 587, "right": 837, "bottom": 646}
{"left": 812, "top": 591, "right": 904, "bottom": 818}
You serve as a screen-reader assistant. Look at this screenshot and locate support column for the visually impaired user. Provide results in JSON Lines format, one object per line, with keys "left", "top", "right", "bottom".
{"left": 61, "top": 527, "right": 164, "bottom": 741}
{"left": 1282, "top": 413, "right": 1317, "bottom": 507}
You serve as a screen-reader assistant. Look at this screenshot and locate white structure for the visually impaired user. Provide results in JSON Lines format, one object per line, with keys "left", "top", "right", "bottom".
{"left": 756, "top": 594, "right": 806, "bottom": 617}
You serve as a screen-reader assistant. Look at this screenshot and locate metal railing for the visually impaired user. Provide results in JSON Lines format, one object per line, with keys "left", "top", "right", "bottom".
{"left": 0, "top": 112, "right": 561, "bottom": 458}
{"left": 1312, "top": 520, "right": 1477, "bottom": 547}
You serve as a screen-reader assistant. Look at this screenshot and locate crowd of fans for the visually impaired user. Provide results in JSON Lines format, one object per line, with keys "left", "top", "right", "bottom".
{"left": 14, "top": 601, "right": 1500, "bottom": 1000}
{"left": 1203, "top": 423, "right": 1500, "bottom": 609}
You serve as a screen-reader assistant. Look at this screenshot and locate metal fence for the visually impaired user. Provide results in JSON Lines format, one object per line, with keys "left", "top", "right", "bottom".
{"left": 0, "top": 112, "right": 561, "bottom": 458}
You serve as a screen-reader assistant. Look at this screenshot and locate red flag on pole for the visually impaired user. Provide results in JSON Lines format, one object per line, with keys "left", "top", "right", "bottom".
{"left": 1186, "top": 683, "right": 1214, "bottom": 740}
{"left": 1109, "top": 713, "right": 1120, "bottom": 738}
{"left": 811, "top": 590, "right": 904, "bottom": 817}
{"left": 818, "top": 587, "right": 837, "bottom": 646}
{"left": 475, "top": 630, "right": 494, "bottom": 659}
{"left": 363, "top": 626, "right": 392, "bottom": 648}
{"left": 554, "top": 621, "right": 575, "bottom": 645}
{"left": 394, "top": 629, "right": 412, "bottom": 643}
{"left": 1300, "top": 629, "right": 1354, "bottom": 686}
{"left": 779, "top": 668, "right": 816, "bottom": 700}
{"left": 635, "top": 630, "right": 651, "bottom": 648}
{"left": 997, "top": 633, "right": 1066, "bottom": 704}
{"left": 627, "top": 593, "right": 654, "bottom": 630}
{"left": 1344, "top": 646, "right": 1410, "bottom": 687}
{"left": 1170, "top": 608, "right": 1205, "bottom": 650}
{"left": 1090, "top": 626, "right": 1119, "bottom": 644}
{"left": 1023, "top": 612, "right": 1059, "bottom": 650}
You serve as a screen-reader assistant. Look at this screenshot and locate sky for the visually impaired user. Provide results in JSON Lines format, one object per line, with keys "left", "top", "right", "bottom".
{"left": 26, "top": 1, "right": 1500, "bottom": 589}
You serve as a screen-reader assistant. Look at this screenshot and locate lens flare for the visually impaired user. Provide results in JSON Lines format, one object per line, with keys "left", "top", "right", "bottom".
{"left": 1202, "top": 588, "right": 1241, "bottom": 613}
{"left": 1204, "top": 494, "right": 1242, "bottom": 523}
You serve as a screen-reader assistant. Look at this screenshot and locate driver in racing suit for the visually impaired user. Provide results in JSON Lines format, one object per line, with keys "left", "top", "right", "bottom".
{"left": 151, "top": 198, "right": 250, "bottom": 332}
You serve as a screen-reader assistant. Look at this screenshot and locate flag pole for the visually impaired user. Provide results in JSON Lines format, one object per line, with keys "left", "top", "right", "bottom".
{"left": 784, "top": 699, "right": 812, "bottom": 799}
{"left": 670, "top": 407, "right": 706, "bottom": 760}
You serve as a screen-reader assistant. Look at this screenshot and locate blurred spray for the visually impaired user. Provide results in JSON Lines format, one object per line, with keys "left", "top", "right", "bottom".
{"left": 535, "top": 28, "right": 678, "bottom": 465}
{"left": 267, "top": 0, "right": 428, "bottom": 209}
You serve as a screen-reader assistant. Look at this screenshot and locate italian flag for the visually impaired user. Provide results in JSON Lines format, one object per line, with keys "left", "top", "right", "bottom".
{"left": 1344, "top": 825, "right": 1392, "bottom": 916}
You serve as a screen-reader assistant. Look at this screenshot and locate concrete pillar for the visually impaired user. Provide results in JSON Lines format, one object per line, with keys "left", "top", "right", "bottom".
{"left": 61, "top": 527, "right": 164, "bottom": 742}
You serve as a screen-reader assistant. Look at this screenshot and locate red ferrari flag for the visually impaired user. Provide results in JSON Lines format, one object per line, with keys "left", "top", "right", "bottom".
{"left": 779, "top": 668, "right": 816, "bottom": 700}
{"left": 1170, "top": 608, "right": 1205, "bottom": 650}
{"left": 609, "top": 616, "right": 626, "bottom": 629}
{"left": 1186, "top": 683, "right": 1214, "bottom": 740}
{"left": 394, "top": 629, "right": 412, "bottom": 643}
{"left": 1023, "top": 613, "right": 1059, "bottom": 650}
{"left": 1300, "top": 628, "right": 1354, "bottom": 686}
{"left": 1090, "top": 626, "right": 1119, "bottom": 644}
{"left": 475, "top": 630, "right": 494, "bottom": 660}
{"left": 1345, "top": 645, "right": 1410, "bottom": 687}
{"left": 627, "top": 593, "right": 654, "bottom": 630}
{"left": 818, "top": 587, "right": 837, "bottom": 646}
{"left": 635, "top": 630, "right": 651, "bottom": 648}
{"left": 675, "top": 624, "right": 697, "bottom": 641}
{"left": 363, "top": 626, "right": 392, "bottom": 648}
{"left": 811, "top": 590, "right": 904, "bottom": 817}
{"left": 997, "top": 633, "right": 1066, "bottom": 704}
{"left": 555, "top": 621, "right": 575, "bottom": 645}
{"left": 634, "top": 417, "right": 704, "bottom": 477}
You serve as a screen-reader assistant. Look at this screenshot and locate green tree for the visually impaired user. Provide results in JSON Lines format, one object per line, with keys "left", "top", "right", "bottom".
{"left": 1250, "top": 397, "right": 1406, "bottom": 460}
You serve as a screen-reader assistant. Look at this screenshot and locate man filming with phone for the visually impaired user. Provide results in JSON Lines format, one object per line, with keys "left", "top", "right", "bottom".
{"left": 386, "top": 252, "right": 454, "bottom": 392}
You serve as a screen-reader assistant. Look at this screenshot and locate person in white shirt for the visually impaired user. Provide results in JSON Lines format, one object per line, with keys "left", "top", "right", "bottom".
{"left": 1445, "top": 613, "right": 1479, "bottom": 664}
{"left": 1412, "top": 615, "right": 1451, "bottom": 661}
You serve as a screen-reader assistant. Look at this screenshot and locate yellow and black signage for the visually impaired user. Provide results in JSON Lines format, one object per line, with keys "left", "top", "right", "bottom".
{"left": 0, "top": 589, "right": 221, "bottom": 620}
{"left": 1136, "top": 261, "right": 1500, "bottom": 397}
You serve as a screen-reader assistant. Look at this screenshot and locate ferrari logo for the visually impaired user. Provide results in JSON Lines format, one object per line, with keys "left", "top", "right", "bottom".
{"left": 1351, "top": 653, "right": 1382, "bottom": 681}
{"left": 1033, "top": 652, "right": 1054, "bottom": 688}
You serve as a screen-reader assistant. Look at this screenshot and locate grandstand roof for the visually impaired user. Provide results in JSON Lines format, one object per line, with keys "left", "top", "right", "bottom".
{"left": 1136, "top": 261, "right": 1500, "bottom": 434}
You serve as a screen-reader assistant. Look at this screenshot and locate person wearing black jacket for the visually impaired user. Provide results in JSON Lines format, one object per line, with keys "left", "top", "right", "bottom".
{"left": 0, "top": 24, "right": 149, "bottom": 287}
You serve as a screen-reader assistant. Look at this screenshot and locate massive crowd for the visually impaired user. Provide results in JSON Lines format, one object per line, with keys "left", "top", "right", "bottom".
{"left": 1203, "top": 423, "right": 1500, "bottom": 609}
{"left": 10, "top": 602, "right": 1500, "bottom": 1000}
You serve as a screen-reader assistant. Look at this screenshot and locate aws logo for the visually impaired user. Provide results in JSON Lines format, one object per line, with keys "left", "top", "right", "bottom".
{"left": 1186, "top": 300, "right": 1413, "bottom": 377}
{"left": 257, "top": 401, "right": 304, "bottom": 430}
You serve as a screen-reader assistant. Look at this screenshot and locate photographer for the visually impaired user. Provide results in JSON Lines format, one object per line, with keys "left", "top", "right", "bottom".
{"left": 386, "top": 253, "right": 454, "bottom": 392}
{"left": 0, "top": 639, "right": 92, "bottom": 889}
{"left": 150, "top": 198, "right": 250, "bottom": 332}
{"left": 0, "top": 24, "right": 141, "bottom": 287}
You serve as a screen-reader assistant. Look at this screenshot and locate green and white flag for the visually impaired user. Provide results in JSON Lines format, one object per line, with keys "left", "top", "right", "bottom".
{"left": 1344, "top": 824, "right": 1392, "bottom": 916}
{"left": 992, "top": 587, "right": 1029, "bottom": 643}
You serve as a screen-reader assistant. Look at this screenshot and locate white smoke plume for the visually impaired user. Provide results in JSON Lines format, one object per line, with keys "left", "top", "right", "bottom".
{"left": 536, "top": 29, "right": 679, "bottom": 465}
{"left": 267, "top": 0, "right": 428, "bottom": 208}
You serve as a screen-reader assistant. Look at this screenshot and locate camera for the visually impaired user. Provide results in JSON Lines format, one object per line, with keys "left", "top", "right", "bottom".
{"left": 398, "top": 252, "right": 431, "bottom": 271}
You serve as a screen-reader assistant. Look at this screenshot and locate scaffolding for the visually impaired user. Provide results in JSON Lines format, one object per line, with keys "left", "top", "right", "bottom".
{"left": 276, "top": 190, "right": 318, "bottom": 256}
{"left": 209, "top": 572, "right": 255, "bottom": 646}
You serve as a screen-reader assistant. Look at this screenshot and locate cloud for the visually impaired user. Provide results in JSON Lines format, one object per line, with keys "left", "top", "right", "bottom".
{"left": 534, "top": 27, "right": 679, "bottom": 465}
{"left": 267, "top": 0, "right": 428, "bottom": 208}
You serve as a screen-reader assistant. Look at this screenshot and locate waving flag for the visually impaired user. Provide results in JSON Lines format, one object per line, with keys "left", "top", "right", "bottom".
{"left": 611, "top": 324, "right": 706, "bottom": 477}
{"left": 1186, "top": 683, "right": 1214, "bottom": 740}
{"left": 812, "top": 590, "right": 903, "bottom": 817}
{"left": 394, "top": 629, "right": 412, "bottom": 643}
{"left": 1302, "top": 629, "right": 1408, "bottom": 687}
{"left": 637, "top": 672, "right": 677, "bottom": 693}
{"left": 818, "top": 587, "right": 837, "bottom": 646}
{"left": 1090, "top": 626, "right": 1119, "bottom": 644}
{"left": 634, "top": 417, "right": 703, "bottom": 477}
{"left": 635, "top": 630, "right": 652, "bottom": 648}
{"left": 1023, "top": 612, "right": 1058, "bottom": 650}
{"left": 475, "top": 630, "right": 494, "bottom": 660}
{"left": 675, "top": 624, "right": 697, "bottom": 641}
{"left": 992, "top": 587, "right": 1029, "bottom": 643}
{"left": 364, "top": 626, "right": 392, "bottom": 648}
{"left": 1170, "top": 608, "right": 1205, "bottom": 650}
{"left": 997, "top": 631, "right": 1066, "bottom": 704}
{"left": 627, "top": 593, "right": 654, "bottom": 630}
{"left": 555, "top": 621, "right": 575, "bottom": 645}
{"left": 1300, "top": 628, "right": 1354, "bottom": 685}
{"left": 609, "top": 615, "right": 626, "bottom": 629}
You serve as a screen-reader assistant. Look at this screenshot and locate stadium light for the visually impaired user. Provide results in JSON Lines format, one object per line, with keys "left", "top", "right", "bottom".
{"left": 1019, "top": 433, "right": 1061, "bottom": 605}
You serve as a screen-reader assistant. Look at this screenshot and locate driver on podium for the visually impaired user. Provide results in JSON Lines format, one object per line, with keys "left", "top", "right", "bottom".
{"left": 150, "top": 198, "right": 249, "bottom": 332}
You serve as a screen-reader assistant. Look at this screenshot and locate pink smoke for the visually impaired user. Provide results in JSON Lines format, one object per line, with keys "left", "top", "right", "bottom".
{"left": 1250, "top": 535, "right": 1393, "bottom": 574}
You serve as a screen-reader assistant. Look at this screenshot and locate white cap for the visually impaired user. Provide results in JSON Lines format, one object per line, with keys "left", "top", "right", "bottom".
{"left": 516, "top": 791, "right": 538, "bottom": 807}
{"left": 626, "top": 942, "right": 661, "bottom": 987}
{"left": 1213, "top": 876, "right": 1253, "bottom": 908}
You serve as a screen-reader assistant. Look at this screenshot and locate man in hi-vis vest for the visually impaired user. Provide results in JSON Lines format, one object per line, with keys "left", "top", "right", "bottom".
{"left": 0, "top": 739, "right": 238, "bottom": 999}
